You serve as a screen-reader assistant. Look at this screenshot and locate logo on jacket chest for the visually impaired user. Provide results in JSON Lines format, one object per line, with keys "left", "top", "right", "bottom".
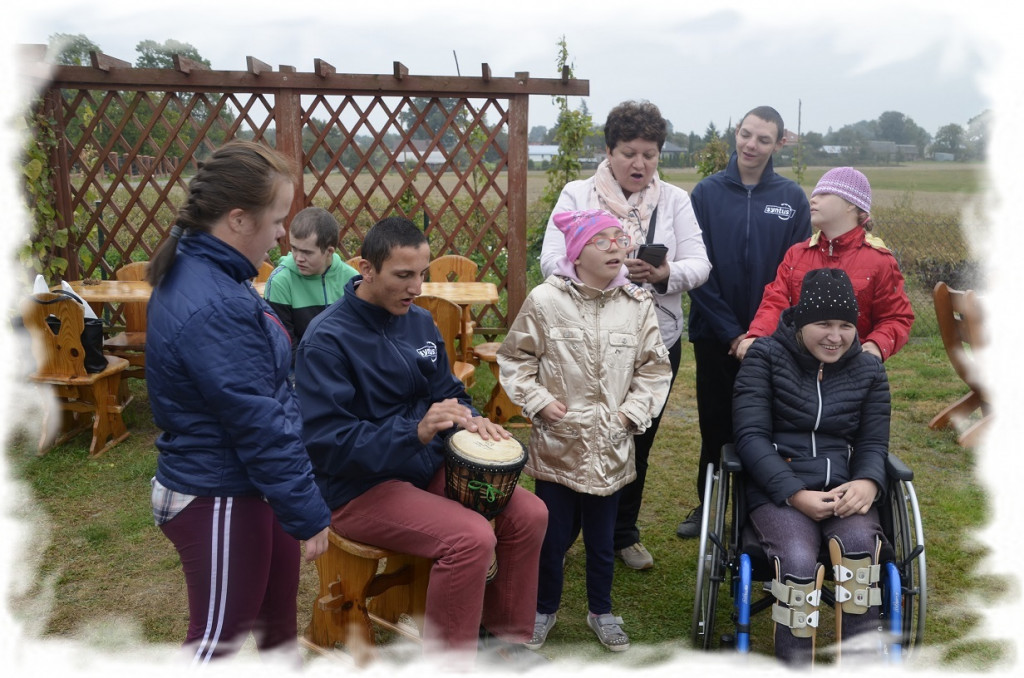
{"left": 764, "top": 203, "right": 795, "bottom": 220}
{"left": 417, "top": 341, "right": 438, "bottom": 363}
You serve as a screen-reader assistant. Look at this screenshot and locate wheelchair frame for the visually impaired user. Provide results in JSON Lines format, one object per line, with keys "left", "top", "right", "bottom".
{"left": 692, "top": 444, "right": 926, "bottom": 660}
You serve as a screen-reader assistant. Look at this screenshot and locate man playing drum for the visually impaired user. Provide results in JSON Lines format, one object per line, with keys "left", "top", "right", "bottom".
{"left": 295, "top": 216, "right": 548, "bottom": 668}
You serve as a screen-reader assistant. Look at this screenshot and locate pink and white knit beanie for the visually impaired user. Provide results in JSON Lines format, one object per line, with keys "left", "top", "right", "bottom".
{"left": 811, "top": 167, "right": 872, "bottom": 213}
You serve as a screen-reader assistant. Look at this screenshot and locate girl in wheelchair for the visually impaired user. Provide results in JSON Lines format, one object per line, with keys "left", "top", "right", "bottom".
{"left": 733, "top": 268, "right": 890, "bottom": 665}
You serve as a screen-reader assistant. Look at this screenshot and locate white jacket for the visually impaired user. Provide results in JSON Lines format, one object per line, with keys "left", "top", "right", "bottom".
{"left": 540, "top": 176, "right": 711, "bottom": 348}
{"left": 497, "top": 276, "right": 671, "bottom": 496}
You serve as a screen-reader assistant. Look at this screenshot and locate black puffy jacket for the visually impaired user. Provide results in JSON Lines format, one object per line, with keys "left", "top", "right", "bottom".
{"left": 732, "top": 307, "right": 890, "bottom": 511}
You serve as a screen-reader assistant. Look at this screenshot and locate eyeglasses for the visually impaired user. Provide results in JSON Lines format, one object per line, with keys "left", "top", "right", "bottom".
{"left": 585, "top": 234, "right": 633, "bottom": 251}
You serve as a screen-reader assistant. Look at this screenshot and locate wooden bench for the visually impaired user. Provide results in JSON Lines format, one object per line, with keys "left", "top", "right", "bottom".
{"left": 929, "top": 281, "right": 991, "bottom": 447}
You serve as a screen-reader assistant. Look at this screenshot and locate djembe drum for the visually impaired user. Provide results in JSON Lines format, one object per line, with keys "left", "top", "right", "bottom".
{"left": 443, "top": 429, "right": 527, "bottom": 520}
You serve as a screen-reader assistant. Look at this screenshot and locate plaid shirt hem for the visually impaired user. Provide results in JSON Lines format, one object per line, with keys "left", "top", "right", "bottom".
{"left": 151, "top": 476, "right": 197, "bottom": 526}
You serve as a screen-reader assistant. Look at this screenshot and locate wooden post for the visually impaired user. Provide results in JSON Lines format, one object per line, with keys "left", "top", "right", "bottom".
{"left": 506, "top": 92, "right": 529, "bottom": 326}
{"left": 274, "top": 65, "right": 305, "bottom": 250}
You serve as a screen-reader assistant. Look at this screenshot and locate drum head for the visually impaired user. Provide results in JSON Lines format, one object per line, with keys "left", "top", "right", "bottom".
{"left": 448, "top": 429, "right": 525, "bottom": 466}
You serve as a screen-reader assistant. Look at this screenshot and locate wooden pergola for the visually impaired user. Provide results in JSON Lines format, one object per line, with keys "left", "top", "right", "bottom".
{"left": 19, "top": 44, "right": 589, "bottom": 333}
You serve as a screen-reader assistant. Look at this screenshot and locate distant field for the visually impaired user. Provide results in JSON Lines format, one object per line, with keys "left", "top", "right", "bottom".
{"left": 656, "top": 164, "right": 982, "bottom": 216}
{"left": 310, "top": 163, "right": 987, "bottom": 217}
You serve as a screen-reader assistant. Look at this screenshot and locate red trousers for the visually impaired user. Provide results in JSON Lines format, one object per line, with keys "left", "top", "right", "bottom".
{"left": 331, "top": 466, "right": 547, "bottom": 660}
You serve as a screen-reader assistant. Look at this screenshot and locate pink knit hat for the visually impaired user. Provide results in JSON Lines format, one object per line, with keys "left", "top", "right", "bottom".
{"left": 553, "top": 209, "right": 623, "bottom": 262}
{"left": 811, "top": 167, "right": 872, "bottom": 213}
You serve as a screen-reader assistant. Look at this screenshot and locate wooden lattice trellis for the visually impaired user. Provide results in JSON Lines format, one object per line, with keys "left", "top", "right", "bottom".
{"left": 20, "top": 45, "right": 588, "bottom": 334}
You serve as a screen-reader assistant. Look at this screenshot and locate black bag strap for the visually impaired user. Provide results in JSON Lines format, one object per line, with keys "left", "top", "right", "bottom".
{"left": 647, "top": 206, "right": 658, "bottom": 243}
{"left": 33, "top": 289, "right": 86, "bottom": 306}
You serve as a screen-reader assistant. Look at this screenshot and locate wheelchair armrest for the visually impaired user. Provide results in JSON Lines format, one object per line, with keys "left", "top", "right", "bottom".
{"left": 885, "top": 453, "right": 914, "bottom": 482}
{"left": 721, "top": 443, "right": 744, "bottom": 474}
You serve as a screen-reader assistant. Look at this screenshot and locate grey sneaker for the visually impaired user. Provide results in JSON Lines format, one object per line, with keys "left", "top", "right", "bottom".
{"left": 675, "top": 506, "right": 702, "bottom": 539}
{"left": 587, "top": 612, "right": 630, "bottom": 651}
{"left": 525, "top": 611, "right": 556, "bottom": 650}
{"left": 615, "top": 542, "right": 654, "bottom": 570}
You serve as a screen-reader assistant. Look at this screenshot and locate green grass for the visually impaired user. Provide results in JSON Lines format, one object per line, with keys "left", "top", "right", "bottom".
{"left": 4, "top": 336, "right": 1009, "bottom": 669}
{"left": 658, "top": 164, "right": 985, "bottom": 197}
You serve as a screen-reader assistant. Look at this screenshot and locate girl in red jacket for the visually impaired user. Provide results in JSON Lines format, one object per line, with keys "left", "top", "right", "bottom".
{"left": 736, "top": 167, "right": 914, "bottom": 361}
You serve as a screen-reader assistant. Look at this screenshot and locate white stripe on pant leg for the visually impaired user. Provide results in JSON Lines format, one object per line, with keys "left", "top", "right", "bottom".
{"left": 192, "top": 497, "right": 232, "bottom": 666}
{"left": 208, "top": 498, "right": 233, "bottom": 663}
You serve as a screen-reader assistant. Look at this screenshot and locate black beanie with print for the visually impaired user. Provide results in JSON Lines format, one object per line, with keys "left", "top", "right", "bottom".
{"left": 792, "top": 268, "right": 859, "bottom": 328}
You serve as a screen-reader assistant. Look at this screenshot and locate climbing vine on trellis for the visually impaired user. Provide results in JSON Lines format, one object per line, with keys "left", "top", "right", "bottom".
{"left": 18, "top": 109, "right": 67, "bottom": 281}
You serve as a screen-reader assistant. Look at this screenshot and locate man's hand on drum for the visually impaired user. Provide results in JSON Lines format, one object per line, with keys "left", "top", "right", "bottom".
{"left": 464, "top": 414, "right": 512, "bottom": 441}
{"left": 418, "top": 398, "right": 472, "bottom": 444}
{"left": 417, "top": 398, "right": 511, "bottom": 444}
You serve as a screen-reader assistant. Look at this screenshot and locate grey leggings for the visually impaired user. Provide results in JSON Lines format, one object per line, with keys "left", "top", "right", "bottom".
{"left": 749, "top": 501, "right": 885, "bottom": 663}
{"left": 749, "top": 501, "right": 884, "bottom": 579}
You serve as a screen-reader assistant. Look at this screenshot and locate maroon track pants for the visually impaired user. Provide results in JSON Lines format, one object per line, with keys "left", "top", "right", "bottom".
{"left": 160, "top": 495, "right": 301, "bottom": 666}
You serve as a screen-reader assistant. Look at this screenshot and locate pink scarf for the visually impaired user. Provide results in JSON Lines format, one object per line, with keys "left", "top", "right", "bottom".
{"left": 591, "top": 159, "right": 661, "bottom": 246}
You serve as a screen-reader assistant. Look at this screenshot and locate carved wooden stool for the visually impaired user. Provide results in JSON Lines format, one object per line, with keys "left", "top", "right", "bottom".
{"left": 305, "top": 529, "right": 430, "bottom": 665}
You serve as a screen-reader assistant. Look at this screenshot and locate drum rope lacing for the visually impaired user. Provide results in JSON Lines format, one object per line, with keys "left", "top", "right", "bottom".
{"left": 467, "top": 480, "right": 505, "bottom": 502}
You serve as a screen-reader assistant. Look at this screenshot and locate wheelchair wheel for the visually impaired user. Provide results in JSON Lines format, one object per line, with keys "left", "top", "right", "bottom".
{"left": 692, "top": 462, "right": 728, "bottom": 649}
{"left": 889, "top": 477, "right": 927, "bottom": 650}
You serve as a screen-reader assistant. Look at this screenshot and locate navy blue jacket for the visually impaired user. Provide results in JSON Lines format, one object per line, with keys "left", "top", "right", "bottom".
{"left": 295, "top": 278, "right": 475, "bottom": 510}
{"left": 147, "top": 231, "right": 330, "bottom": 540}
{"left": 687, "top": 153, "right": 812, "bottom": 344}
{"left": 732, "top": 307, "right": 890, "bottom": 511}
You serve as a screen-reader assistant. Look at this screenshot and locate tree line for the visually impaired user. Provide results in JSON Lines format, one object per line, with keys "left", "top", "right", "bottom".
{"left": 529, "top": 105, "right": 989, "bottom": 167}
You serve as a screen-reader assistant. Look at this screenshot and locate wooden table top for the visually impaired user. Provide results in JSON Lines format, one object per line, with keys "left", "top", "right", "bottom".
{"left": 421, "top": 281, "right": 499, "bottom": 306}
{"left": 63, "top": 280, "right": 153, "bottom": 303}
{"left": 65, "top": 279, "right": 499, "bottom": 307}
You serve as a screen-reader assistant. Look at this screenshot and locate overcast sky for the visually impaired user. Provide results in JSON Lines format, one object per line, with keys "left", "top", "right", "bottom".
{"left": 2, "top": 0, "right": 1024, "bottom": 674}
{"left": 11, "top": 0, "right": 995, "bottom": 139}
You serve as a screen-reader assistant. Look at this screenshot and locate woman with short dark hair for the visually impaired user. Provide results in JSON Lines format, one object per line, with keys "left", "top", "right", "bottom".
{"left": 540, "top": 99, "right": 711, "bottom": 572}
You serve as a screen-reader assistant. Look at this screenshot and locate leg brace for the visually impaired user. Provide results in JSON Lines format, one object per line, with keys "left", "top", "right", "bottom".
{"left": 829, "top": 535, "right": 883, "bottom": 663}
{"left": 830, "top": 535, "right": 883, "bottom": 614}
{"left": 770, "top": 561, "right": 825, "bottom": 639}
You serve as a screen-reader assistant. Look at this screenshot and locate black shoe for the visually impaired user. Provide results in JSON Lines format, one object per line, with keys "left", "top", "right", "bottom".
{"left": 675, "top": 506, "right": 702, "bottom": 539}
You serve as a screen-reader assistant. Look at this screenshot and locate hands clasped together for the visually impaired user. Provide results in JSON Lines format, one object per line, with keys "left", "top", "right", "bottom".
{"left": 787, "top": 478, "right": 878, "bottom": 521}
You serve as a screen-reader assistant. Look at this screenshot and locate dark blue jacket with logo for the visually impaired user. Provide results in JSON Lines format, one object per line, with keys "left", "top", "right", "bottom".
{"left": 295, "top": 278, "right": 475, "bottom": 510}
{"left": 687, "top": 153, "right": 812, "bottom": 344}
{"left": 147, "top": 231, "right": 330, "bottom": 540}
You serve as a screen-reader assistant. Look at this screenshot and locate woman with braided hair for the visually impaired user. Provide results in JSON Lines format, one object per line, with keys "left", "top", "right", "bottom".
{"left": 146, "top": 140, "right": 329, "bottom": 665}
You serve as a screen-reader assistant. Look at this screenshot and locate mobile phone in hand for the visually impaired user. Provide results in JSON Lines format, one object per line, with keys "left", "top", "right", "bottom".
{"left": 636, "top": 243, "right": 668, "bottom": 267}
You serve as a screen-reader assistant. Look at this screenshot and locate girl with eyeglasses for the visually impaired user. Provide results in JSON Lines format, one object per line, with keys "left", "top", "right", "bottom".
{"left": 539, "top": 100, "right": 710, "bottom": 572}
{"left": 498, "top": 209, "right": 672, "bottom": 652}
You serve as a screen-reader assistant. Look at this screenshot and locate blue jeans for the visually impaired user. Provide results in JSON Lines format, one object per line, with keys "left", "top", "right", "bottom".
{"left": 749, "top": 501, "right": 885, "bottom": 663}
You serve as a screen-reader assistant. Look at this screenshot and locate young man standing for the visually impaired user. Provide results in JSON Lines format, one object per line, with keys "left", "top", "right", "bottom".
{"left": 263, "top": 207, "right": 357, "bottom": 360}
{"left": 676, "top": 106, "right": 812, "bottom": 539}
{"left": 294, "top": 217, "right": 548, "bottom": 667}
